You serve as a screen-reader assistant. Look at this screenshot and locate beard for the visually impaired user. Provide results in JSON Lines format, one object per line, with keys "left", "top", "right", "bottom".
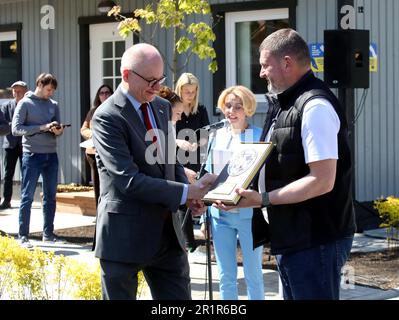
{"left": 267, "top": 78, "right": 286, "bottom": 95}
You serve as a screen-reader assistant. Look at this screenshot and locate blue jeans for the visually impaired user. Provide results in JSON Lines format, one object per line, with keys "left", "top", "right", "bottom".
{"left": 275, "top": 236, "right": 354, "bottom": 300}
{"left": 19, "top": 152, "right": 58, "bottom": 238}
{"left": 211, "top": 211, "right": 265, "bottom": 300}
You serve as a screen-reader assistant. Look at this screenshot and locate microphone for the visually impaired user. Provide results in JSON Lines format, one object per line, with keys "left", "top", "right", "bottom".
{"left": 201, "top": 119, "right": 228, "bottom": 131}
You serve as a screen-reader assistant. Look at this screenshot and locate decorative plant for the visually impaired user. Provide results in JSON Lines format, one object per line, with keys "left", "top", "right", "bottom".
{"left": 108, "top": 0, "right": 219, "bottom": 85}
{"left": 0, "top": 236, "right": 147, "bottom": 300}
{"left": 374, "top": 196, "right": 399, "bottom": 248}
{"left": 57, "top": 183, "right": 94, "bottom": 193}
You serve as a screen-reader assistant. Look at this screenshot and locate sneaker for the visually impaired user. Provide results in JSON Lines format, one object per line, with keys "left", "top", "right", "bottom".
{"left": 0, "top": 202, "right": 11, "bottom": 210}
{"left": 188, "top": 245, "right": 208, "bottom": 264}
{"left": 42, "top": 234, "right": 66, "bottom": 243}
{"left": 19, "top": 236, "right": 33, "bottom": 249}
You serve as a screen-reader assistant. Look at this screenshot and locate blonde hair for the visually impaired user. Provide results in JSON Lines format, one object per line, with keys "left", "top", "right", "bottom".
{"left": 175, "top": 72, "right": 200, "bottom": 114}
{"left": 217, "top": 85, "right": 257, "bottom": 117}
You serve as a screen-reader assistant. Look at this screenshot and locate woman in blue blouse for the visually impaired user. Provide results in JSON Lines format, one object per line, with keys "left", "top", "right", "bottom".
{"left": 206, "top": 85, "right": 264, "bottom": 300}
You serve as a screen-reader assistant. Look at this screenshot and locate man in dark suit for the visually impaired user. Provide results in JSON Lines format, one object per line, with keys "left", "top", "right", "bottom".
{"left": 91, "top": 43, "right": 214, "bottom": 300}
{"left": 0, "top": 81, "right": 26, "bottom": 209}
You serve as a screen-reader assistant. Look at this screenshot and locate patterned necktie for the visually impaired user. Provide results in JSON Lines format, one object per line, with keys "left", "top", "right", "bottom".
{"left": 140, "top": 103, "right": 157, "bottom": 143}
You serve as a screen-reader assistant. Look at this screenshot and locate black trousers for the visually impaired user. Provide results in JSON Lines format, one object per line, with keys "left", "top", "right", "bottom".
{"left": 2, "top": 146, "right": 22, "bottom": 203}
{"left": 85, "top": 153, "right": 99, "bottom": 208}
{"left": 100, "top": 219, "right": 191, "bottom": 300}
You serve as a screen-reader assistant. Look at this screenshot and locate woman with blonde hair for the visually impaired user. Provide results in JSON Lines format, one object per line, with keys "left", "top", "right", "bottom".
{"left": 174, "top": 72, "right": 210, "bottom": 255}
{"left": 204, "top": 85, "right": 264, "bottom": 300}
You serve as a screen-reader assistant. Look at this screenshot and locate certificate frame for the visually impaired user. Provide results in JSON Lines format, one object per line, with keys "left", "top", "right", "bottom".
{"left": 203, "top": 142, "right": 274, "bottom": 206}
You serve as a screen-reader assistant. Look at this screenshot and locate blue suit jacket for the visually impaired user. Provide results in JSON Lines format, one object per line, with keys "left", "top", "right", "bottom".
{"left": 92, "top": 86, "right": 188, "bottom": 264}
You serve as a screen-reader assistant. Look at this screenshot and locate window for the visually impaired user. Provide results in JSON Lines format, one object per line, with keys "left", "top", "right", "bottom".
{"left": 225, "top": 9, "right": 289, "bottom": 103}
{"left": 0, "top": 31, "right": 17, "bottom": 104}
{"left": 101, "top": 40, "right": 125, "bottom": 90}
{"left": 89, "top": 22, "right": 134, "bottom": 101}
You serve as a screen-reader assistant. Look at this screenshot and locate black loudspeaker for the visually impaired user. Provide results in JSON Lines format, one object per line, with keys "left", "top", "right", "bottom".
{"left": 324, "top": 30, "right": 370, "bottom": 88}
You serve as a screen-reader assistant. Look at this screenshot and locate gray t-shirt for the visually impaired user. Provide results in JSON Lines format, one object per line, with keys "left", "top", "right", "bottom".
{"left": 12, "top": 91, "right": 60, "bottom": 153}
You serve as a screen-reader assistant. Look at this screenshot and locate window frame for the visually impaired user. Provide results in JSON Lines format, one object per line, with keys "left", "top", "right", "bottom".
{"left": 211, "top": 0, "right": 297, "bottom": 115}
{"left": 225, "top": 8, "right": 289, "bottom": 105}
{"left": 0, "top": 23, "right": 22, "bottom": 89}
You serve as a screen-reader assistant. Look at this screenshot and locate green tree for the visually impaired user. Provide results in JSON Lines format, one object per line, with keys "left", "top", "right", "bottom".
{"left": 108, "top": 0, "right": 218, "bottom": 85}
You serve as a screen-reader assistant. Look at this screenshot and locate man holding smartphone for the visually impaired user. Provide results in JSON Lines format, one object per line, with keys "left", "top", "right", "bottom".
{"left": 12, "top": 73, "right": 65, "bottom": 249}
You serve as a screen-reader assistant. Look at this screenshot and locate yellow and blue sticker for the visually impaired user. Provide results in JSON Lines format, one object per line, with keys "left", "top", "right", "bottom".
{"left": 369, "top": 43, "right": 378, "bottom": 72}
{"left": 309, "top": 43, "right": 325, "bottom": 73}
{"left": 308, "top": 42, "right": 378, "bottom": 73}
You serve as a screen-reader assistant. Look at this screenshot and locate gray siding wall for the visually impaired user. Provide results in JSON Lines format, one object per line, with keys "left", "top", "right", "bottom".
{"left": 297, "top": 0, "right": 399, "bottom": 201}
{"left": 354, "top": 0, "right": 399, "bottom": 200}
{"left": 0, "top": 0, "right": 398, "bottom": 201}
{"left": 0, "top": 0, "right": 143, "bottom": 184}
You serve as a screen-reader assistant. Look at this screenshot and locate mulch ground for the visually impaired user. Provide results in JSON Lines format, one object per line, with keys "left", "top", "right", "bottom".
{"left": 31, "top": 225, "right": 399, "bottom": 290}
{"left": 345, "top": 249, "right": 399, "bottom": 290}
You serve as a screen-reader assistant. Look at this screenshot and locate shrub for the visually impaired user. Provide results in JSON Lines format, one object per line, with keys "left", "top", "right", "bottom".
{"left": 0, "top": 236, "right": 147, "bottom": 300}
{"left": 374, "top": 196, "right": 399, "bottom": 248}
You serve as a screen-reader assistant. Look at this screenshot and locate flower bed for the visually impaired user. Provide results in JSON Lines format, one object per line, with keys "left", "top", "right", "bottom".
{"left": 0, "top": 236, "right": 101, "bottom": 300}
{"left": 0, "top": 236, "right": 147, "bottom": 300}
{"left": 42, "top": 184, "right": 96, "bottom": 216}
{"left": 57, "top": 183, "right": 94, "bottom": 193}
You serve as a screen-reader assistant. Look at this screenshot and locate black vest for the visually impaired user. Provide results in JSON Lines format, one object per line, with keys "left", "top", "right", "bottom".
{"left": 253, "top": 71, "right": 356, "bottom": 255}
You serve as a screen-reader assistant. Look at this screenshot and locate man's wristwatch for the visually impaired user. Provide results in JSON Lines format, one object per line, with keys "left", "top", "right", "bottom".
{"left": 261, "top": 192, "right": 272, "bottom": 208}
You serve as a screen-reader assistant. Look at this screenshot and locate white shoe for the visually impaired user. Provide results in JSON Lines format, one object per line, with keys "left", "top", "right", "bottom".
{"left": 19, "top": 236, "right": 33, "bottom": 249}
{"left": 188, "top": 246, "right": 208, "bottom": 264}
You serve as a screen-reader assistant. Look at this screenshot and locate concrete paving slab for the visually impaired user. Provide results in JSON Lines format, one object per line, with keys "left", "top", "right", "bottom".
{"left": 351, "top": 232, "right": 399, "bottom": 253}
{"left": 0, "top": 200, "right": 95, "bottom": 236}
{"left": 138, "top": 261, "right": 282, "bottom": 300}
{"left": 364, "top": 228, "right": 399, "bottom": 241}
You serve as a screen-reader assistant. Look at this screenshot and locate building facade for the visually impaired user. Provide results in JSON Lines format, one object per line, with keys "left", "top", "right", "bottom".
{"left": 0, "top": 0, "right": 397, "bottom": 202}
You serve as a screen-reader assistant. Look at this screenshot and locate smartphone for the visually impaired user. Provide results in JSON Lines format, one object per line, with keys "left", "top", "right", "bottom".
{"left": 54, "top": 124, "right": 71, "bottom": 130}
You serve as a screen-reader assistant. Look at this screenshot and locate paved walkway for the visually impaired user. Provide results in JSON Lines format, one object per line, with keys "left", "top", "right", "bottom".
{"left": 1, "top": 199, "right": 398, "bottom": 300}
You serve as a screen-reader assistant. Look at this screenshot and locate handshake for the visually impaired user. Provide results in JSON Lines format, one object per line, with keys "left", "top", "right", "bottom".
{"left": 186, "top": 173, "right": 218, "bottom": 216}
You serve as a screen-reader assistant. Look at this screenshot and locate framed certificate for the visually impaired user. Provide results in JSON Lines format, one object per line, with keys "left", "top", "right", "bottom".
{"left": 203, "top": 142, "right": 274, "bottom": 205}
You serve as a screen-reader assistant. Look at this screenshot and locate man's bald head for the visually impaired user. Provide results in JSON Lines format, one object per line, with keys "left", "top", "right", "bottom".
{"left": 121, "top": 43, "right": 163, "bottom": 74}
{"left": 120, "top": 43, "right": 165, "bottom": 103}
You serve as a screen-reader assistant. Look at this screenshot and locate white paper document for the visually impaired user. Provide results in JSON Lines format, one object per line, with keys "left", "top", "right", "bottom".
{"left": 79, "top": 139, "right": 94, "bottom": 149}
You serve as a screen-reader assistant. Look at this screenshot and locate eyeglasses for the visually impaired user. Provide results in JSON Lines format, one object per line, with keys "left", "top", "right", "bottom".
{"left": 224, "top": 103, "right": 244, "bottom": 112}
{"left": 99, "top": 90, "right": 111, "bottom": 96}
{"left": 129, "top": 70, "right": 166, "bottom": 88}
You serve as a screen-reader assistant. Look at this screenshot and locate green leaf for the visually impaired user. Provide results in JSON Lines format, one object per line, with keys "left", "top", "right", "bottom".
{"left": 208, "top": 60, "right": 218, "bottom": 73}
{"left": 109, "top": 0, "right": 217, "bottom": 79}
{"left": 176, "top": 37, "right": 193, "bottom": 53}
